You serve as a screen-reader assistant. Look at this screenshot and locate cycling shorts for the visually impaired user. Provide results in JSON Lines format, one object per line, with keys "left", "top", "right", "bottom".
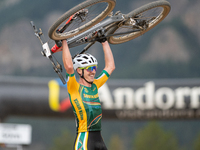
{"left": 74, "top": 131, "right": 107, "bottom": 150}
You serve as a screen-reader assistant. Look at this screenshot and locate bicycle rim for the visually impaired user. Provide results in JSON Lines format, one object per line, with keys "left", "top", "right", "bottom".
{"left": 107, "top": 1, "right": 171, "bottom": 44}
{"left": 48, "top": 0, "right": 116, "bottom": 40}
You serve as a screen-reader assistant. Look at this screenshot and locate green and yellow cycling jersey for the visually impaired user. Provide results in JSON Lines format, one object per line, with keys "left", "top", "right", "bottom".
{"left": 66, "top": 70, "right": 110, "bottom": 133}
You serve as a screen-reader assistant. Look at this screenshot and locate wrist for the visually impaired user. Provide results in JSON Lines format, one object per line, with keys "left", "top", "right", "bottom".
{"left": 101, "top": 41, "right": 108, "bottom": 44}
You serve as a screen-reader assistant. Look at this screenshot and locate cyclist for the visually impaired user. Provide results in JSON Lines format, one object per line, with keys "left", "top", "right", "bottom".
{"left": 62, "top": 38, "right": 115, "bottom": 150}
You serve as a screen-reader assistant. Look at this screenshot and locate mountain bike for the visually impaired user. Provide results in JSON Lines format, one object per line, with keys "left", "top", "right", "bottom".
{"left": 31, "top": 0, "right": 171, "bottom": 84}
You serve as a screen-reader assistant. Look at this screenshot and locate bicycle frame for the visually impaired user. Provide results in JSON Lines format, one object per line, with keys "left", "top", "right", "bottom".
{"left": 31, "top": 0, "right": 170, "bottom": 85}
{"left": 30, "top": 13, "right": 127, "bottom": 85}
{"left": 66, "top": 12, "right": 125, "bottom": 48}
{"left": 31, "top": 11, "right": 146, "bottom": 84}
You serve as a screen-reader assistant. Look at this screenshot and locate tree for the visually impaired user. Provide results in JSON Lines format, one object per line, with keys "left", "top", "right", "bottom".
{"left": 108, "top": 134, "right": 125, "bottom": 150}
{"left": 194, "top": 132, "right": 200, "bottom": 150}
{"left": 50, "top": 129, "right": 75, "bottom": 150}
{"left": 133, "top": 121, "right": 179, "bottom": 150}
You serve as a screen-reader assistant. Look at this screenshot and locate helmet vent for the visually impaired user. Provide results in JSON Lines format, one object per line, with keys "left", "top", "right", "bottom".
{"left": 73, "top": 53, "right": 97, "bottom": 70}
{"left": 83, "top": 56, "right": 88, "bottom": 59}
{"left": 91, "top": 57, "right": 94, "bottom": 62}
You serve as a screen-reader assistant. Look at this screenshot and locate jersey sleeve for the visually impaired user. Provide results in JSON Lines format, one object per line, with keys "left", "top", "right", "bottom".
{"left": 93, "top": 70, "right": 110, "bottom": 89}
{"left": 66, "top": 73, "right": 79, "bottom": 93}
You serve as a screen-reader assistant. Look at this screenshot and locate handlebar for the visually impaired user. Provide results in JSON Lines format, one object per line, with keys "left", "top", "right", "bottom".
{"left": 30, "top": 21, "right": 66, "bottom": 85}
{"left": 30, "top": 21, "right": 38, "bottom": 34}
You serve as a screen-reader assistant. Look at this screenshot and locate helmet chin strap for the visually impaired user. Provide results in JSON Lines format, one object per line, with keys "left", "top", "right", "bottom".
{"left": 80, "top": 69, "right": 93, "bottom": 84}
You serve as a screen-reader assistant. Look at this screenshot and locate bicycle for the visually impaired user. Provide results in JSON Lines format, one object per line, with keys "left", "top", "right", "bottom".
{"left": 31, "top": 0, "right": 171, "bottom": 84}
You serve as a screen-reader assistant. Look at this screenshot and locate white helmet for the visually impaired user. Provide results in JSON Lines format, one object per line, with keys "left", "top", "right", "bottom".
{"left": 73, "top": 53, "right": 98, "bottom": 70}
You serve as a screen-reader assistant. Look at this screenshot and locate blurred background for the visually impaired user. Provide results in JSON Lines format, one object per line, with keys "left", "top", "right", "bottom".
{"left": 0, "top": 0, "right": 200, "bottom": 150}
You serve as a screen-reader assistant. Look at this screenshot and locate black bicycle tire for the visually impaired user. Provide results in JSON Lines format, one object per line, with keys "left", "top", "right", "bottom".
{"left": 107, "top": 0, "right": 171, "bottom": 44}
{"left": 48, "top": 0, "right": 116, "bottom": 40}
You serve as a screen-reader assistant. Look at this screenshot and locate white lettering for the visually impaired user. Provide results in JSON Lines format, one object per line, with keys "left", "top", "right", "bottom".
{"left": 175, "top": 87, "right": 191, "bottom": 109}
{"left": 155, "top": 87, "right": 174, "bottom": 110}
{"left": 113, "top": 88, "right": 134, "bottom": 109}
{"left": 190, "top": 87, "right": 200, "bottom": 109}
{"left": 135, "top": 82, "right": 154, "bottom": 110}
{"left": 99, "top": 81, "right": 200, "bottom": 110}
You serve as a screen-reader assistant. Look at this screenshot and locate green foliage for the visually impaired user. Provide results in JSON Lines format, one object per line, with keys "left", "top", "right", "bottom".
{"left": 193, "top": 132, "right": 200, "bottom": 150}
{"left": 108, "top": 134, "right": 125, "bottom": 150}
{"left": 133, "top": 121, "right": 179, "bottom": 150}
{"left": 50, "top": 129, "right": 75, "bottom": 150}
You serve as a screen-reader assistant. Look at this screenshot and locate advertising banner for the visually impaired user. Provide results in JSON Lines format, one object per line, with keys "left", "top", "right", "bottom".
{"left": 0, "top": 123, "right": 32, "bottom": 145}
{"left": 0, "top": 77, "right": 200, "bottom": 120}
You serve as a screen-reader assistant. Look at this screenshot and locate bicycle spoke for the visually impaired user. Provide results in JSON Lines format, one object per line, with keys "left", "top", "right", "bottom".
{"left": 57, "top": 2, "right": 109, "bottom": 36}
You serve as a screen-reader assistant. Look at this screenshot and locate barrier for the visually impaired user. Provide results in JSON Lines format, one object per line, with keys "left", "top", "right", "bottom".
{"left": 0, "top": 76, "right": 200, "bottom": 120}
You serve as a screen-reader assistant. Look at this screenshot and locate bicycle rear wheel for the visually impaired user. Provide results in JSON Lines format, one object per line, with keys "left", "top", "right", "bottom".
{"left": 48, "top": 0, "right": 116, "bottom": 40}
{"left": 107, "top": 1, "right": 171, "bottom": 44}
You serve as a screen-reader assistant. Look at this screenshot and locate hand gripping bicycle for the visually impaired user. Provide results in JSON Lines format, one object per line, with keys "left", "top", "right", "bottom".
{"left": 31, "top": 0, "right": 171, "bottom": 84}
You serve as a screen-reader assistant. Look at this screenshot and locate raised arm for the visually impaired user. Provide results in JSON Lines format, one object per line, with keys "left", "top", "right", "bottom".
{"left": 62, "top": 40, "right": 74, "bottom": 75}
{"left": 102, "top": 41, "right": 115, "bottom": 75}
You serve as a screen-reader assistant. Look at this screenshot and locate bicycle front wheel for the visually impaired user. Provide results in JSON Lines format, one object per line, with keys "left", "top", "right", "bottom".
{"left": 107, "top": 1, "right": 171, "bottom": 44}
{"left": 48, "top": 0, "right": 116, "bottom": 40}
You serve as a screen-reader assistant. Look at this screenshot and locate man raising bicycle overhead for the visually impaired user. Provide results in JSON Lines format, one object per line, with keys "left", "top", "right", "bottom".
{"left": 62, "top": 38, "right": 115, "bottom": 150}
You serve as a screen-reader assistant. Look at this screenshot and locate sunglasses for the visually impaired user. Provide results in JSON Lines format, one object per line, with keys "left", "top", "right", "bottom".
{"left": 80, "top": 65, "right": 97, "bottom": 72}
